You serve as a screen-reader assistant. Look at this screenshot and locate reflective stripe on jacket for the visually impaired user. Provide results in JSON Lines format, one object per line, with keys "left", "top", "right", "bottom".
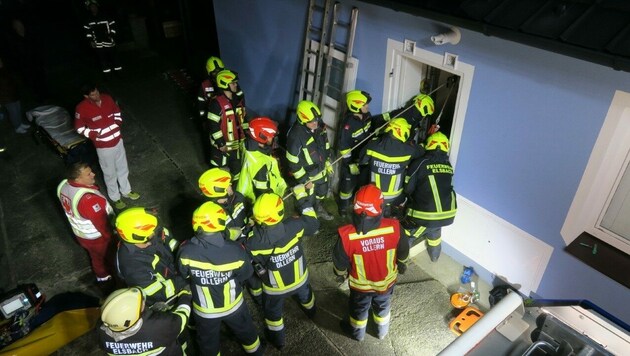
{"left": 286, "top": 122, "right": 331, "bottom": 183}
{"left": 57, "top": 179, "right": 112, "bottom": 239}
{"left": 337, "top": 218, "right": 404, "bottom": 293}
{"left": 177, "top": 233, "right": 253, "bottom": 319}
{"left": 404, "top": 152, "right": 457, "bottom": 227}
{"left": 207, "top": 94, "right": 246, "bottom": 150}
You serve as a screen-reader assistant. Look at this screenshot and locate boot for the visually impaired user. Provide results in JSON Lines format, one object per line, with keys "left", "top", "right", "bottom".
{"left": 315, "top": 200, "right": 334, "bottom": 221}
{"left": 427, "top": 243, "right": 441, "bottom": 262}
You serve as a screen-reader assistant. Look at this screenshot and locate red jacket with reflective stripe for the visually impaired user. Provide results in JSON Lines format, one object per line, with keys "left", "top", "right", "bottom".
{"left": 75, "top": 93, "right": 122, "bottom": 148}
{"left": 337, "top": 218, "right": 403, "bottom": 293}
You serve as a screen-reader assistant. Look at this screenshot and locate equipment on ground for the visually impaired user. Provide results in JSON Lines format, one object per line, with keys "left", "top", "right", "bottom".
{"left": 1, "top": 284, "right": 100, "bottom": 355}
{"left": 26, "top": 105, "right": 97, "bottom": 166}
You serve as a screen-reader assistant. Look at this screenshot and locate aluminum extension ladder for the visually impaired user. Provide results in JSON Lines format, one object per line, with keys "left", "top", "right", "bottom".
{"left": 297, "top": 0, "right": 359, "bottom": 110}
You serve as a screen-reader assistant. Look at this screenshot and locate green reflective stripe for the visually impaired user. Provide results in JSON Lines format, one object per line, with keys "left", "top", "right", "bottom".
{"left": 428, "top": 176, "right": 442, "bottom": 212}
{"left": 412, "top": 226, "right": 427, "bottom": 239}
{"left": 249, "top": 286, "right": 262, "bottom": 296}
{"left": 427, "top": 237, "right": 442, "bottom": 246}
{"left": 265, "top": 318, "right": 284, "bottom": 331}
{"left": 212, "top": 131, "right": 223, "bottom": 140}
{"left": 293, "top": 167, "right": 306, "bottom": 179}
{"left": 309, "top": 170, "right": 326, "bottom": 181}
{"left": 243, "top": 337, "right": 261, "bottom": 353}
{"left": 251, "top": 231, "right": 303, "bottom": 256}
{"left": 263, "top": 269, "right": 309, "bottom": 295}
{"left": 143, "top": 279, "right": 163, "bottom": 296}
{"left": 354, "top": 254, "right": 366, "bottom": 281}
{"left": 174, "top": 303, "right": 191, "bottom": 334}
{"left": 163, "top": 279, "right": 175, "bottom": 298}
{"left": 387, "top": 249, "right": 395, "bottom": 276}
{"left": 193, "top": 291, "right": 243, "bottom": 316}
{"left": 348, "top": 226, "right": 394, "bottom": 240}
{"left": 286, "top": 151, "right": 300, "bottom": 164}
{"left": 151, "top": 255, "right": 160, "bottom": 269}
{"left": 373, "top": 312, "right": 391, "bottom": 325}
{"left": 180, "top": 258, "right": 244, "bottom": 272}
{"left": 302, "top": 148, "right": 314, "bottom": 165}
{"left": 366, "top": 149, "right": 411, "bottom": 163}
{"left": 340, "top": 191, "right": 353, "bottom": 200}
{"left": 340, "top": 148, "right": 352, "bottom": 158}
{"left": 349, "top": 273, "right": 396, "bottom": 292}
{"left": 302, "top": 207, "right": 317, "bottom": 218}
{"left": 306, "top": 137, "right": 314, "bottom": 145}
{"left": 208, "top": 112, "right": 221, "bottom": 123}
{"left": 253, "top": 178, "right": 268, "bottom": 190}
{"left": 406, "top": 208, "right": 456, "bottom": 220}
{"left": 383, "top": 112, "right": 391, "bottom": 121}
{"left": 349, "top": 316, "right": 367, "bottom": 328}
{"left": 301, "top": 292, "right": 315, "bottom": 309}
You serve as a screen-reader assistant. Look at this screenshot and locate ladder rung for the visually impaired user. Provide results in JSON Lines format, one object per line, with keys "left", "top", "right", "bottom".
{"left": 332, "top": 43, "right": 348, "bottom": 52}
{"left": 303, "top": 70, "right": 316, "bottom": 76}
{"left": 312, "top": 4, "right": 326, "bottom": 12}
{"left": 309, "top": 26, "right": 323, "bottom": 34}
{"left": 306, "top": 49, "right": 319, "bottom": 55}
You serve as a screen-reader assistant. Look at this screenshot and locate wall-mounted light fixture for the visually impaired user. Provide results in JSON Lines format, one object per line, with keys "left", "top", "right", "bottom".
{"left": 431, "top": 26, "right": 461, "bottom": 45}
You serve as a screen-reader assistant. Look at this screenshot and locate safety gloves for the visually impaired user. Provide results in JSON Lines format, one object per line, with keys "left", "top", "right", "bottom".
{"left": 349, "top": 163, "right": 360, "bottom": 175}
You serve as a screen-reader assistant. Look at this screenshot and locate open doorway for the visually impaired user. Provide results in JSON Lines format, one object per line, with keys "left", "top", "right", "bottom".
{"left": 383, "top": 39, "right": 474, "bottom": 168}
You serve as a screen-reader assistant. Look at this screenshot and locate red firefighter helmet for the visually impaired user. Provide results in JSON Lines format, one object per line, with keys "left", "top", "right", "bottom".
{"left": 248, "top": 117, "right": 278, "bottom": 144}
{"left": 353, "top": 184, "right": 384, "bottom": 217}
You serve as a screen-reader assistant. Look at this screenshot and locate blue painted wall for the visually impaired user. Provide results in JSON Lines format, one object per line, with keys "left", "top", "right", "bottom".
{"left": 214, "top": 0, "right": 630, "bottom": 323}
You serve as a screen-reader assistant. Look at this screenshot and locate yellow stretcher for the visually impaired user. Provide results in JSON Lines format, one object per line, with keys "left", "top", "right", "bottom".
{"left": 0, "top": 307, "right": 100, "bottom": 356}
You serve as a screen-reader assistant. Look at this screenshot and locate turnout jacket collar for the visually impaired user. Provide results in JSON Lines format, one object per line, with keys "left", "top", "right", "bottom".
{"left": 193, "top": 231, "right": 226, "bottom": 247}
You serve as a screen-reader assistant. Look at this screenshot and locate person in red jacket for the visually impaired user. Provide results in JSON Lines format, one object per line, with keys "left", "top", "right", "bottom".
{"left": 333, "top": 184, "right": 409, "bottom": 341}
{"left": 57, "top": 162, "right": 116, "bottom": 290}
{"left": 75, "top": 83, "right": 140, "bottom": 209}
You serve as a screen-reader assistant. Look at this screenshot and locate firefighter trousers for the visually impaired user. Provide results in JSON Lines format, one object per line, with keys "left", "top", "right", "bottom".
{"left": 263, "top": 282, "right": 316, "bottom": 348}
{"left": 193, "top": 303, "right": 263, "bottom": 356}
{"left": 347, "top": 287, "right": 394, "bottom": 340}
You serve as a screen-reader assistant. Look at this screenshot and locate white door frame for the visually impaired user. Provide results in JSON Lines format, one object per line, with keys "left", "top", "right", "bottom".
{"left": 383, "top": 38, "right": 474, "bottom": 169}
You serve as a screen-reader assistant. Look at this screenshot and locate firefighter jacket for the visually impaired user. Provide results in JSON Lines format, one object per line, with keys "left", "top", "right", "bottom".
{"left": 177, "top": 232, "right": 253, "bottom": 319}
{"left": 244, "top": 199, "right": 319, "bottom": 296}
{"left": 333, "top": 218, "right": 409, "bottom": 293}
{"left": 338, "top": 112, "right": 389, "bottom": 165}
{"left": 237, "top": 138, "right": 287, "bottom": 204}
{"left": 84, "top": 12, "right": 116, "bottom": 48}
{"left": 218, "top": 191, "right": 249, "bottom": 230}
{"left": 359, "top": 135, "right": 423, "bottom": 200}
{"left": 99, "top": 292, "right": 192, "bottom": 355}
{"left": 207, "top": 93, "right": 247, "bottom": 151}
{"left": 57, "top": 179, "right": 114, "bottom": 240}
{"left": 75, "top": 93, "right": 122, "bottom": 149}
{"left": 285, "top": 121, "right": 331, "bottom": 183}
{"left": 404, "top": 150, "right": 457, "bottom": 227}
{"left": 116, "top": 228, "right": 187, "bottom": 305}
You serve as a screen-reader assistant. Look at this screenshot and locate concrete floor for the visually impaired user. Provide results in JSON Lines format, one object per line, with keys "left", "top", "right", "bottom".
{"left": 0, "top": 46, "right": 492, "bottom": 355}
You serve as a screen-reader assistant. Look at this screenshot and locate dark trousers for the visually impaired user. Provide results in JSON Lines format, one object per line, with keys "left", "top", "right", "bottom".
{"left": 263, "top": 282, "right": 315, "bottom": 347}
{"left": 94, "top": 46, "right": 121, "bottom": 72}
{"left": 194, "top": 302, "right": 263, "bottom": 356}
{"left": 347, "top": 287, "right": 394, "bottom": 340}
{"left": 209, "top": 147, "right": 242, "bottom": 183}
{"left": 338, "top": 165, "right": 368, "bottom": 210}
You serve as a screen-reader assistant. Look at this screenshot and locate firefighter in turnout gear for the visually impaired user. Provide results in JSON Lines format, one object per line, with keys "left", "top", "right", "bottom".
{"left": 98, "top": 287, "right": 192, "bottom": 355}
{"left": 199, "top": 168, "right": 249, "bottom": 236}
{"left": 337, "top": 90, "right": 388, "bottom": 217}
{"left": 83, "top": 0, "right": 121, "bottom": 73}
{"left": 207, "top": 69, "right": 247, "bottom": 182}
{"left": 237, "top": 117, "right": 287, "bottom": 204}
{"left": 286, "top": 100, "right": 335, "bottom": 220}
{"left": 244, "top": 187, "right": 319, "bottom": 350}
{"left": 359, "top": 118, "right": 424, "bottom": 217}
{"left": 404, "top": 131, "right": 457, "bottom": 262}
{"left": 115, "top": 207, "right": 187, "bottom": 307}
{"left": 177, "top": 202, "right": 264, "bottom": 356}
{"left": 372, "top": 93, "right": 435, "bottom": 143}
{"left": 197, "top": 56, "right": 224, "bottom": 118}
{"left": 333, "top": 184, "right": 409, "bottom": 341}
